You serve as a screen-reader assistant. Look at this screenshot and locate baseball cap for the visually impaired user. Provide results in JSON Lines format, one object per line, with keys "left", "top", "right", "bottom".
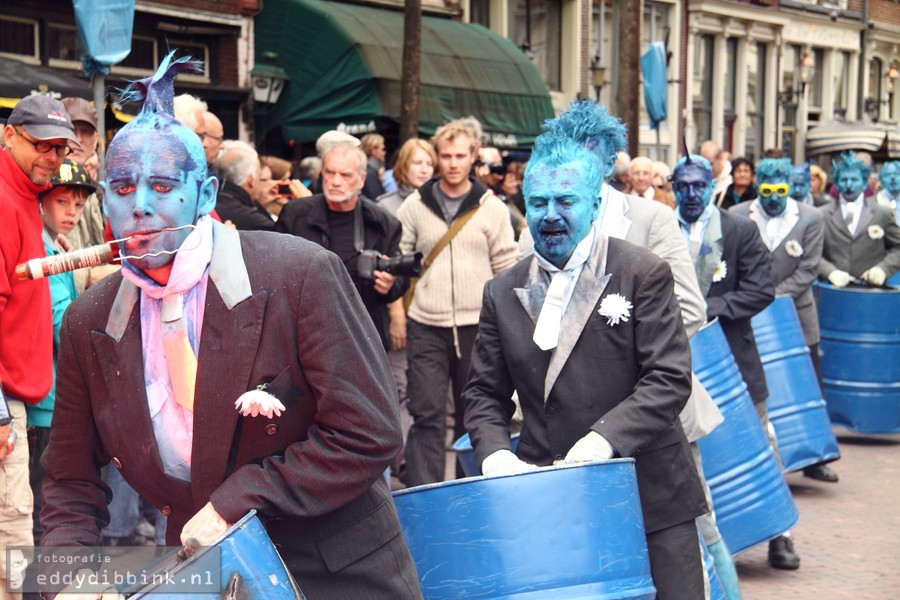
{"left": 61, "top": 97, "right": 98, "bottom": 130}
{"left": 48, "top": 159, "right": 96, "bottom": 194}
{"left": 8, "top": 94, "right": 80, "bottom": 145}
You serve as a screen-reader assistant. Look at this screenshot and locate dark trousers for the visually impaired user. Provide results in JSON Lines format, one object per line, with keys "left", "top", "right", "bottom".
{"left": 27, "top": 426, "right": 51, "bottom": 543}
{"left": 646, "top": 520, "right": 705, "bottom": 600}
{"left": 403, "top": 320, "right": 477, "bottom": 486}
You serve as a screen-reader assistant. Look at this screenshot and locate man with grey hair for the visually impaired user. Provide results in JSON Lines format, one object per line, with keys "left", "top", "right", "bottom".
{"left": 215, "top": 140, "right": 275, "bottom": 231}
{"left": 276, "top": 142, "right": 408, "bottom": 351}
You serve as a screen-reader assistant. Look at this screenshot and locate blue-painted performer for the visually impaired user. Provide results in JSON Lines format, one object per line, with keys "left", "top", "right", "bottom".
{"left": 37, "top": 53, "right": 422, "bottom": 599}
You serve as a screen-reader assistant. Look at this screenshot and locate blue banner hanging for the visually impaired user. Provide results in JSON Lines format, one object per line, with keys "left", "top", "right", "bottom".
{"left": 640, "top": 41, "right": 668, "bottom": 130}
{"left": 73, "top": 0, "right": 135, "bottom": 77}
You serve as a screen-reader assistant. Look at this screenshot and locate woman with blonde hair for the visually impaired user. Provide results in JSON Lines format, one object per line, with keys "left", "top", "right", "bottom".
{"left": 376, "top": 138, "right": 436, "bottom": 216}
{"left": 809, "top": 164, "right": 828, "bottom": 197}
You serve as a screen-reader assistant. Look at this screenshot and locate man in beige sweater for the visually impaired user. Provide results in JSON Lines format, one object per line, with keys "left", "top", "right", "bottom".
{"left": 397, "top": 123, "right": 517, "bottom": 486}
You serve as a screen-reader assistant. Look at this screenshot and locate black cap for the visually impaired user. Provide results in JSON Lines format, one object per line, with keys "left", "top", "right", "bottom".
{"left": 49, "top": 159, "right": 96, "bottom": 193}
{"left": 8, "top": 94, "right": 80, "bottom": 145}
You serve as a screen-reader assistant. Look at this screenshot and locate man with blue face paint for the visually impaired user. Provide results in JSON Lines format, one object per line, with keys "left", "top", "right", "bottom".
{"left": 790, "top": 162, "right": 829, "bottom": 207}
{"left": 464, "top": 132, "right": 708, "bottom": 600}
{"left": 818, "top": 151, "right": 900, "bottom": 288}
{"left": 37, "top": 54, "right": 422, "bottom": 599}
{"left": 876, "top": 160, "right": 900, "bottom": 225}
{"left": 730, "top": 159, "right": 838, "bottom": 484}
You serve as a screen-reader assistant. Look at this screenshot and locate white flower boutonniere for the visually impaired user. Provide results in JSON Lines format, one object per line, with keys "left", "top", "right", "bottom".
{"left": 598, "top": 293, "right": 633, "bottom": 327}
{"left": 712, "top": 260, "right": 728, "bottom": 283}
{"left": 235, "top": 384, "right": 286, "bottom": 418}
{"left": 785, "top": 240, "right": 803, "bottom": 258}
{"left": 868, "top": 224, "right": 885, "bottom": 240}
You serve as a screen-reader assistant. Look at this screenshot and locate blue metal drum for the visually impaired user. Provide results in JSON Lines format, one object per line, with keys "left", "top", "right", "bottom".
{"left": 751, "top": 296, "right": 840, "bottom": 471}
{"left": 129, "top": 511, "right": 303, "bottom": 599}
{"left": 691, "top": 320, "right": 799, "bottom": 554}
{"left": 393, "top": 460, "right": 655, "bottom": 599}
{"left": 817, "top": 281, "right": 900, "bottom": 433}
{"left": 452, "top": 432, "right": 520, "bottom": 477}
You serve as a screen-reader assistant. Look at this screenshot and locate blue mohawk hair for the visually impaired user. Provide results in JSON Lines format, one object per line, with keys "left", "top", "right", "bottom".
{"left": 542, "top": 99, "right": 627, "bottom": 160}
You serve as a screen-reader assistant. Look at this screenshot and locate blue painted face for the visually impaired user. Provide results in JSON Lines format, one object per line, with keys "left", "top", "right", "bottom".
{"left": 836, "top": 167, "right": 866, "bottom": 202}
{"left": 789, "top": 166, "right": 811, "bottom": 202}
{"left": 673, "top": 164, "right": 713, "bottom": 223}
{"left": 102, "top": 123, "right": 217, "bottom": 274}
{"left": 880, "top": 162, "right": 900, "bottom": 196}
{"left": 757, "top": 173, "right": 790, "bottom": 217}
{"left": 525, "top": 161, "right": 600, "bottom": 268}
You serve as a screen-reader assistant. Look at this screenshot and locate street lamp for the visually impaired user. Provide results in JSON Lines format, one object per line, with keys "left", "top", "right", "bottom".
{"left": 778, "top": 51, "right": 815, "bottom": 108}
{"left": 590, "top": 55, "right": 607, "bottom": 102}
{"left": 250, "top": 52, "right": 289, "bottom": 108}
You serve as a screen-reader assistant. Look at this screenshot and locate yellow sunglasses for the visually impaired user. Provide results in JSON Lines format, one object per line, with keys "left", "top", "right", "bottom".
{"left": 759, "top": 183, "right": 790, "bottom": 198}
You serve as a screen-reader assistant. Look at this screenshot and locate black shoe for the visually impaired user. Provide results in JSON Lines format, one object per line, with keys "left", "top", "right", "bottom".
{"left": 803, "top": 463, "right": 839, "bottom": 482}
{"left": 768, "top": 535, "right": 800, "bottom": 570}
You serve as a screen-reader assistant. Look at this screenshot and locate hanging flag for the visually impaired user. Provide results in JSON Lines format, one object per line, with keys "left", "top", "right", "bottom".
{"left": 640, "top": 41, "right": 668, "bottom": 131}
{"left": 73, "top": 0, "right": 135, "bottom": 77}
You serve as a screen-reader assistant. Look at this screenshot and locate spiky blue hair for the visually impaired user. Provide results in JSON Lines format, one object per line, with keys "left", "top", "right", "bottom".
{"left": 832, "top": 150, "right": 873, "bottom": 182}
{"left": 542, "top": 99, "right": 628, "bottom": 160}
{"left": 524, "top": 130, "right": 603, "bottom": 196}
{"left": 757, "top": 158, "right": 792, "bottom": 181}
{"left": 110, "top": 51, "right": 207, "bottom": 176}
{"left": 880, "top": 160, "right": 900, "bottom": 175}
{"left": 673, "top": 154, "right": 712, "bottom": 179}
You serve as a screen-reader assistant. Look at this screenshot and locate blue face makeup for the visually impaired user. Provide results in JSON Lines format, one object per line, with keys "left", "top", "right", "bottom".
{"left": 103, "top": 124, "right": 215, "bottom": 273}
{"left": 880, "top": 162, "right": 900, "bottom": 196}
{"left": 525, "top": 161, "right": 600, "bottom": 268}
{"left": 757, "top": 169, "right": 791, "bottom": 217}
{"left": 673, "top": 164, "right": 713, "bottom": 223}
{"left": 789, "top": 165, "right": 811, "bottom": 202}
{"left": 836, "top": 168, "right": 866, "bottom": 203}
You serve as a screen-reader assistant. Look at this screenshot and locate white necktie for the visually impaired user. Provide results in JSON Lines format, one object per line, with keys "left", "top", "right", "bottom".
{"left": 766, "top": 217, "right": 780, "bottom": 250}
{"left": 844, "top": 203, "right": 856, "bottom": 234}
{"left": 533, "top": 271, "right": 572, "bottom": 351}
{"left": 688, "top": 222, "right": 703, "bottom": 263}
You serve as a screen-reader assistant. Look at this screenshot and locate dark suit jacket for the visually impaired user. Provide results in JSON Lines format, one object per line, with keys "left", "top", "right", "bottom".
{"left": 464, "top": 235, "right": 707, "bottom": 533}
{"left": 215, "top": 180, "right": 277, "bottom": 232}
{"left": 41, "top": 224, "right": 421, "bottom": 599}
{"left": 698, "top": 208, "right": 775, "bottom": 405}
{"left": 730, "top": 200, "right": 824, "bottom": 346}
{"left": 817, "top": 196, "right": 900, "bottom": 280}
{"left": 276, "top": 194, "right": 408, "bottom": 350}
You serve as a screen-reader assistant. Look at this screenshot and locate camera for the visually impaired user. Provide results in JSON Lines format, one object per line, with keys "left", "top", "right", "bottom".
{"left": 487, "top": 162, "right": 506, "bottom": 175}
{"left": 277, "top": 182, "right": 293, "bottom": 196}
{"left": 356, "top": 250, "right": 423, "bottom": 280}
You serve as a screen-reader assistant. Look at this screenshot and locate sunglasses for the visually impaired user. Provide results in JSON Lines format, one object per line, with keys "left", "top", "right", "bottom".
{"left": 759, "top": 183, "right": 790, "bottom": 198}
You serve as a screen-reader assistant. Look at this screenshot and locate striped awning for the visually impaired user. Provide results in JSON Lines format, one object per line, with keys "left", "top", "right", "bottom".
{"left": 806, "top": 120, "right": 900, "bottom": 158}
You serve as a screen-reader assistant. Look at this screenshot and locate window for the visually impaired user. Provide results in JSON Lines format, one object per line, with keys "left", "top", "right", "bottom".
{"left": 169, "top": 41, "right": 211, "bottom": 83}
{"left": 832, "top": 51, "right": 850, "bottom": 117}
{"left": 808, "top": 47, "right": 824, "bottom": 110}
{"left": 0, "top": 16, "right": 39, "bottom": 62}
{"left": 509, "top": 0, "right": 561, "bottom": 91}
{"left": 746, "top": 42, "right": 767, "bottom": 163}
{"left": 47, "top": 23, "right": 82, "bottom": 68}
{"left": 724, "top": 38, "right": 738, "bottom": 152}
{"left": 692, "top": 34, "right": 713, "bottom": 148}
{"left": 470, "top": 0, "right": 490, "bottom": 27}
{"left": 110, "top": 35, "right": 157, "bottom": 77}
{"left": 868, "top": 57, "right": 883, "bottom": 103}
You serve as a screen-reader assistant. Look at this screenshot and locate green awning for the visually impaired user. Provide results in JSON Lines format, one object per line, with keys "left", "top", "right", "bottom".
{"left": 255, "top": 0, "right": 554, "bottom": 148}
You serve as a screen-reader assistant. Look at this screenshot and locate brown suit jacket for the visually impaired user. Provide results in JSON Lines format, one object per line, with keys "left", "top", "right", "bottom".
{"left": 40, "top": 223, "right": 421, "bottom": 599}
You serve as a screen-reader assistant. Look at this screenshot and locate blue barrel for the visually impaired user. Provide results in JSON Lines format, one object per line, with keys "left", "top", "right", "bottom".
{"left": 393, "top": 460, "right": 655, "bottom": 599}
{"left": 452, "top": 432, "right": 520, "bottom": 477}
{"left": 817, "top": 281, "right": 900, "bottom": 433}
{"left": 691, "top": 320, "right": 799, "bottom": 554}
{"left": 889, "top": 271, "right": 900, "bottom": 287}
{"left": 129, "top": 511, "right": 304, "bottom": 599}
{"left": 751, "top": 296, "right": 840, "bottom": 471}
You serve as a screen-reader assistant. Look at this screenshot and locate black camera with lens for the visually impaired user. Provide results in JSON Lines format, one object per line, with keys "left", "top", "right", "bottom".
{"left": 356, "top": 250, "right": 423, "bottom": 280}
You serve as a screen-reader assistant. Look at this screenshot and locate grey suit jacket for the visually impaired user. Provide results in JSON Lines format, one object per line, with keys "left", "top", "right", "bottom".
{"left": 41, "top": 223, "right": 422, "bottom": 599}
{"left": 519, "top": 187, "right": 722, "bottom": 441}
{"left": 465, "top": 233, "right": 708, "bottom": 533}
{"left": 731, "top": 200, "right": 824, "bottom": 345}
{"left": 818, "top": 197, "right": 900, "bottom": 280}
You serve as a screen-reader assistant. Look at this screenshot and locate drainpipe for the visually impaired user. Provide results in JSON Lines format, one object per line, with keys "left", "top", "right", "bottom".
{"left": 857, "top": 0, "right": 869, "bottom": 121}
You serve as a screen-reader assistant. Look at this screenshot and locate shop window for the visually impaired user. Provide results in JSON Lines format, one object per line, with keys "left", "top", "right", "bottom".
{"left": 692, "top": 34, "right": 713, "bottom": 148}
{"left": 169, "top": 41, "right": 211, "bottom": 83}
{"left": 47, "top": 24, "right": 82, "bottom": 68}
{"left": 745, "top": 42, "right": 766, "bottom": 163}
{"left": 0, "top": 16, "right": 39, "bottom": 62}
{"left": 509, "top": 0, "right": 561, "bottom": 91}
{"left": 832, "top": 51, "right": 850, "bottom": 118}
{"left": 110, "top": 36, "right": 157, "bottom": 77}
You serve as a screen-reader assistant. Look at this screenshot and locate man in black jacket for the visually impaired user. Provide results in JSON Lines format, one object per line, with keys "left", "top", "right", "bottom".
{"left": 276, "top": 141, "right": 408, "bottom": 350}
{"left": 215, "top": 140, "right": 276, "bottom": 232}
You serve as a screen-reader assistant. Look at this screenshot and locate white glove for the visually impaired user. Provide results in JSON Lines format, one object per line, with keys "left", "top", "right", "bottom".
{"left": 564, "top": 431, "right": 614, "bottom": 464}
{"left": 860, "top": 266, "right": 886, "bottom": 287}
{"left": 827, "top": 269, "right": 852, "bottom": 288}
{"left": 481, "top": 449, "right": 540, "bottom": 477}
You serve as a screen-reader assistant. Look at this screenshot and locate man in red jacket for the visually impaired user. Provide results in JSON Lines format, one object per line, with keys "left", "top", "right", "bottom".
{"left": 0, "top": 93, "right": 80, "bottom": 599}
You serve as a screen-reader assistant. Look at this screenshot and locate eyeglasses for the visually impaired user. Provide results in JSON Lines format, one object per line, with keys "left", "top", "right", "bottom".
{"left": 673, "top": 181, "right": 708, "bottom": 194}
{"left": 759, "top": 183, "right": 790, "bottom": 198}
{"left": 198, "top": 132, "right": 224, "bottom": 143}
{"left": 14, "top": 128, "right": 74, "bottom": 157}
